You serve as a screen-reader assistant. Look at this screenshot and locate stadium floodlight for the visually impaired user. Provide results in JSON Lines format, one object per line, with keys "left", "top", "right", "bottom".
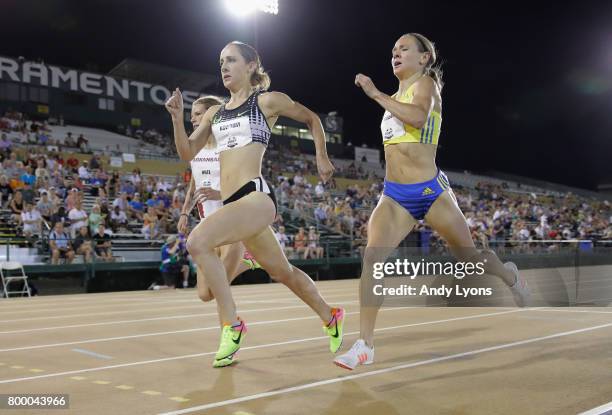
{"left": 223, "top": 0, "right": 278, "bottom": 17}
{"left": 259, "top": 0, "right": 278, "bottom": 15}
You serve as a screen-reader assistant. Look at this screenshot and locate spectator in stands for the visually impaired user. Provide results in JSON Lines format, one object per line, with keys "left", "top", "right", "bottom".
{"left": 89, "top": 154, "right": 101, "bottom": 170}
{"left": 156, "top": 189, "right": 171, "bottom": 209}
{"left": 130, "top": 168, "right": 142, "bottom": 187}
{"left": 24, "top": 151, "right": 38, "bottom": 170}
{"left": 172, "top": 184, "right": 185, "bottom": 209}
{"left": 304, "top": 226, "right": 324, "bottom": 259}
{"left": 142, "top": 206, "right": 159, "bottom": 240}
{"left": 73, "top": 225, "right": 94, "bottom": 263}
{"left": 10, "top": 190, "right": 24, "bottom": 224}
{"left": 20, "top": 165, "right": 36, "bottom": 203}
{"left": 88, "top": 204, "right": 103, "bottom": 234}
{"left": 64, "top": 132, "right": 75, "bottom": 147}
{"left": 35, "top": 175, "right": 49, "bottom": 195}
{"left": 294, "top": 226, "right": 307, "bottom": 258}
{"left": 96, "top": 186, "right": 109, "bottom": 207}
{"left": 47, "top": 186, "right": 61, "bottom": 210}
{"left": 274, "top": 225, "right": 294, "bottom": 258}
{"left": 315, "top": 181, "right": 325, "bottom": 197}
{"left": 107, "top": 171, "right": 121, "bottom": 197}
{"left": 78, "top": 161, "right": 90, "bottom": 182}
{"left": 182, "top": 167, "right": 191, "bottom": 184}
{"left": 3, "top": 152, "right": 18, "bottom": 177}
{"left": 145, "top": 176, "right": 156, "bottom": 194}
{"left": 93, "top": 223, "right": 113, "bottom": 262}
{"left": 68, "top": 199, "right": 88, "bottom": 238}
{"left": 77, "top": 134, "right": 89, "bottom": 152}
{"left": 128, "top": 193, "right": 144, "bottom": 221}
{"left": 45, "top": 155, "right": 56, "bottom": 173}
{"left": 49, "top": 205, "right": 68, "bottom": 229}
{"left": 0, "top": 133, "right": 11, "bottom": 153}
{"left": 155, "top": 199, "right": 170, "bottom": 234}
{"left": 156, "top": 177, "right": 171, "bottom": 193}
{"left": 64, "top": 187, "right": 79, "bottom": 211}
{"left": 89, "top": 170, "right": 105, "bottom": 197}
{"left": 9, "top": 166, "right": 25, "bottom": 191}
{"left": 112, "top": 191, "right": 129, "bottom": 212}
{"left": 21, "top": 202, "right": 42, "bottom": 238}
{"left": 35, "top": 157, "right": 49, "bottom": 180}
{"left": 120, "top": 180, "right": 135, "bottom": 196}
{"left": 38, "top": 131, "right": 49, "bottom": 146}
{"left": 48, "top": 163, "right": 63, "bottom": 188}
{"left": 110, "top": 205, "right": 128, "bottom": 232}
{"left": 293, "top": 172, "right": 304, "bottom": 186}
{"left": 0, "top": 175, "right": 13, "bottom": 207}
{"left": 49, "top": 222, "right": 75, "bottom": 264}
{"left": 314, "top": 202, "right": 328, "bottom": 225}
{"left": 145, "top": 192, "right": 157, "bottom": 209}
{"left": 36, "top": 190, "right": 53, "bottom": 222}
{"left": 150, "top": 234, "right": 188, "bottom": 290}
{"left": 66, "top": 155, "right": 79, "bottom": 173}
{"left": 291, "top": 197, "right": 306, "bottom": 221}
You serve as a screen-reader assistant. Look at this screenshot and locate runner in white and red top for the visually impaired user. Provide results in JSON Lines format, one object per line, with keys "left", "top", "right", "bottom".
{"left": 175, "top": 96, "right": 260, "bottom": 300}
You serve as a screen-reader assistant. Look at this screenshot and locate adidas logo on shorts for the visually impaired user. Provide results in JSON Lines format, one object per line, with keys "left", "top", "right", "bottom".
{"left": 422, "top": 187, "right": 435, "bottom": 196}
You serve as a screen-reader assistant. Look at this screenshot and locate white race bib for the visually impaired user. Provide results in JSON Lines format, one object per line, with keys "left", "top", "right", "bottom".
{"left": 190, "top": 147, "right": 220, "bottom": 191}
{"left": 212, "top": 115, "right": 253, "bottom": 153}
{"left": 380, "top": 110, "right": 405, "bottom": 142}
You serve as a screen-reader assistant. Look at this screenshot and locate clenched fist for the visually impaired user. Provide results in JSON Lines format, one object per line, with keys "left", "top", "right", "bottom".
{"left": 165, "top": 88, "right": 184, "bottom": 119}
{"left": 355, "top": 74, "right": 382, "bottom": 100}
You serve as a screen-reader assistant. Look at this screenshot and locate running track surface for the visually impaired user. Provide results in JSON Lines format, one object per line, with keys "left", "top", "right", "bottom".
{"left": 1, "top": 267, "right": 612, "bottom": 415}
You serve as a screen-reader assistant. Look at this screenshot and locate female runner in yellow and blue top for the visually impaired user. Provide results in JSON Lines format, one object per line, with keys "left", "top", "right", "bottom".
{"left": 334, "top": 33, "right": 531, "bottom": 370}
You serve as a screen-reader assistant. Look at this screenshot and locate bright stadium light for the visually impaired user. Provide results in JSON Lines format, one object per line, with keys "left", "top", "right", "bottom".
{"left": 223, "top": 0, "right": 278, "bottom": 17}
{"left": 259, "top": 0, "right": 279, "bottom": 15}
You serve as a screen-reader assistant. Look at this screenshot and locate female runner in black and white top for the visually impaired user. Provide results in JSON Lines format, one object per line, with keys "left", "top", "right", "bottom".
{"left": 166, "top": 41, "right": 344, "bottom": 366}
{"left": 173, "top": 96, "right": 255, "bottom": 305}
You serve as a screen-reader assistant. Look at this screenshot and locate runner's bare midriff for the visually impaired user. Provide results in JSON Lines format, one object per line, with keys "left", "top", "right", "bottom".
{"left": 385, "top": 142, "right": 438, "bottom": 183}
{"left": 219, "top": 143, "right": 265, "bottom": 199}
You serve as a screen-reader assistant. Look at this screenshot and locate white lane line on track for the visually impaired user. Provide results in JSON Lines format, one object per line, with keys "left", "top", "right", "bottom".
{"left": 578, "top": 400, "right": 612, "bottom": 415}
{"left": 0, "top": 309, "right": 523, "bottom": 384}
{"left": 0, "top": 288, "right": 355, "bottom": 316}
{"left": 0, "top": 302, "right": 360, "bottom": 335}
{"left": 1, "top": 305, "right": 461, "bottom": 352}
{"left": 0, "top": 309, "right": 369, "bottom": 352}
{"left": 157, "top": 320, "right": 612, "bottom": 414}
{"left": 0, "top": 294, "right": 358, "bottom": 323}
{"left": 71, "top": 348, "right": 113, "bottom": 360}
{"left": 0, "top": 286, "right": 352, "bottom": 310}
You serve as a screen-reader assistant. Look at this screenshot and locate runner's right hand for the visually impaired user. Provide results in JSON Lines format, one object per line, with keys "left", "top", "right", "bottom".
{"left": 165, "top": 88, "right": 184, "bottom": 118}
{"left": 177, "top": 213, "right": 189, "bottom": 235}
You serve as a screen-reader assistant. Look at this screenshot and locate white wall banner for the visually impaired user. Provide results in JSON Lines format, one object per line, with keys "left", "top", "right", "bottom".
{"left": 110, "top": 157, "right": 123, "bottom": 167}
{"left": 0, "top": 56, "right": 201, "bottom": 109}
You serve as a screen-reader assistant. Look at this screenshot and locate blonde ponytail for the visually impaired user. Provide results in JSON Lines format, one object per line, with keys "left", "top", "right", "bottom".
{"left": 407, "top": 33, "right": 444, "bottom": 92}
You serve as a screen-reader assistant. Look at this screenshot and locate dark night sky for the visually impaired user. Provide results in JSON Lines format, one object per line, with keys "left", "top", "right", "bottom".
{"left": 2, "top": 0, "right": 612, "bottom": 190}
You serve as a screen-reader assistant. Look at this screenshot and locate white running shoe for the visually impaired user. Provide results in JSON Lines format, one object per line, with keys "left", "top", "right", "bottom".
{"left": 333, "top": 339, "right": 374, "bottom": 370}
{"left": 506, "top": 262, "right": 530, "bottom": 307}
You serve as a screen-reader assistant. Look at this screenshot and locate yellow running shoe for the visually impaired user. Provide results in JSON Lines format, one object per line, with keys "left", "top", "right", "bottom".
{"left": 323, "top": 307, "right": 345, "bottom": 353}
{"left": 213, "top": 318, "right": 247, "bottom": 367}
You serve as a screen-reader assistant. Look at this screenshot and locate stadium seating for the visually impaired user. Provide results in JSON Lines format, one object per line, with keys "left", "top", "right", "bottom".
{"left": 1, "top": 110, "right": 610, "bottom": 267}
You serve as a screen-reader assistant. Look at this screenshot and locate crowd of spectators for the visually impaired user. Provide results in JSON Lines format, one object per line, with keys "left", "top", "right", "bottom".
{"left": 1, "top": 110, "right": 91, "bottom": 153}
{"left": 271, "top": 168, "right": 610, "bottom": 256}
{"left": 2, "top": 110, "right": 610, "bottom": 264}
{"left": 117, "top": 124, "right": 178, "bottom": 158}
